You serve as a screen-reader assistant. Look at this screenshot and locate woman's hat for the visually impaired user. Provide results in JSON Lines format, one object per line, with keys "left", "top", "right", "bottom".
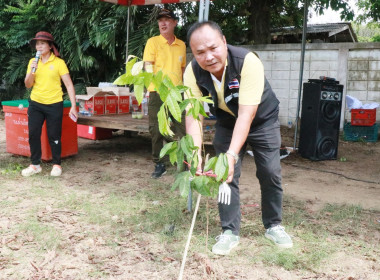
{"left": 30, "top": 31, "right": 60, "bottom": 57}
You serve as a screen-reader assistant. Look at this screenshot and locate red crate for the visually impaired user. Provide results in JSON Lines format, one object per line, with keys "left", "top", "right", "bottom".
{"left": 77, "top": 124, "right": 113, "bottom": 140}
{"left": 351, "top": 109, "right": 376, "bottom": 126}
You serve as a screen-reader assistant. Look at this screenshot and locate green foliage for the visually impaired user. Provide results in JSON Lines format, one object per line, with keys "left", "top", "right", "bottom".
{"left": 114, "top": 56, "right": 224, "bottom": 199}
{"left": 0, "top": 0, "right": 158, "bottom": 102}
{"left": 357, "top": 0, "right": 380, "bottom": 22}
{"left": 353, "top": 22, "right": 380, "bottom": 42}
{"left": 174, "top": 0, "right": 357, "bottom": 44}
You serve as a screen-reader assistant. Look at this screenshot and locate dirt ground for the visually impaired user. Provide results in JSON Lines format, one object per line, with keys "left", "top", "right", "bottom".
{"left": 0, "top": 115, "right": 379, "bottom": 279}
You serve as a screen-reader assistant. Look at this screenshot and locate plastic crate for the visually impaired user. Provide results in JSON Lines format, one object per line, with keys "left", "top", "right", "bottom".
{"left": 343, "top": 123, "right": 378, "bottom": 142}
{"left": 77, "top": 124, "right": 113, "bottom": 140}
{"left": 351, "top": 109, "right": 376, "bottom": 126}
{"left": 1, "top": 99, "right": 78, "bottom": 160}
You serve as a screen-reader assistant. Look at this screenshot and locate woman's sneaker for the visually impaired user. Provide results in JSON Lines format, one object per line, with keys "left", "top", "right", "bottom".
{"left": 21, "top": 165, "right": 42, "bottom": 177}
{"left": 265, "top": 225, "right": 293, "bottom": 248}
{"left": 50, "top": 165, "right": 62, "bottom": 177}
{"left": 212, "top": 230, "right": 240, "bottom": 255}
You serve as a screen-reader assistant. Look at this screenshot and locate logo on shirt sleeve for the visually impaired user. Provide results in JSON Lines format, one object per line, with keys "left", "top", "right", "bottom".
{"left": 179, "top": 56, "right": 183, "bottom": 63}
{"left": 228, "top": 78, "right": 240, "bottom": 89}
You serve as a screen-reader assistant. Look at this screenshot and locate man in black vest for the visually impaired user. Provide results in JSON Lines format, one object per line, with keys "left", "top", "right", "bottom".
{"left": 184, "top": 21, "right": 293, "bottom": 255}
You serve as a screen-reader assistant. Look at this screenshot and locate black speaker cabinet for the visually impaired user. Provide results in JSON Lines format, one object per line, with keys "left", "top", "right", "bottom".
{"left": 298, "top": 80, "right": 343, "bottom": 160}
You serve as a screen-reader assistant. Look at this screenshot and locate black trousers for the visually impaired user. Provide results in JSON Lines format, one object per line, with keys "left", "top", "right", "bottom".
{"left": 28, "top": 100, "right": 63, "bottom": 165}
{"left": 213, "top": 120, "right": 283, "bottom": 235}
{"left": 148, "top": 91, "right": 185, "bottom": 164}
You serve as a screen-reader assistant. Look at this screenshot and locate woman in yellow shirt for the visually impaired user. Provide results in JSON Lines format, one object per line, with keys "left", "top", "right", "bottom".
{"left": 22, "top": 31, "right": 77, "bottom": 177}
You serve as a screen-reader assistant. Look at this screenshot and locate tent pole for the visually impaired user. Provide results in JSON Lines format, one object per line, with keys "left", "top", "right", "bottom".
{"left": 204, "top": 0, "right": 210, "bottom": 21}
{"left": 293, "top": 0, "right": 309, "bottom": 151}
{"left": 198, "top": 0, "right": 204, "bottom": 22}
{"left": 125, "top": 5, "right": 130, "bottom": 62}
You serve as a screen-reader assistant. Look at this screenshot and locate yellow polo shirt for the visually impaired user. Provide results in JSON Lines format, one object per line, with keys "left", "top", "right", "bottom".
{"left": 27, "top": 53, "right": 69, "bottom": 104}
{"left": 184, "top": 52, "right": 264, "bottom": 115}
{"left": 143, "top": 35, "right": 186, "bottom": 92}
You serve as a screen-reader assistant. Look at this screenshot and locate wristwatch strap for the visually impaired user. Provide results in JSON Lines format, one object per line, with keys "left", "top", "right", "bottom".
{"left": 226, "top": 150, "right": 239, "bottom": 164}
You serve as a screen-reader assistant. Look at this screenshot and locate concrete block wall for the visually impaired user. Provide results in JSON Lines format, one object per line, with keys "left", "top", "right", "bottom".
{"left": 254, "top": 49, "right": 340, "bottom": 127}
{"left": 243, "top": 43, "right": 380, "bottom": 128}
{"left": 346, "top": 49, "right": 380, "bottom": 122}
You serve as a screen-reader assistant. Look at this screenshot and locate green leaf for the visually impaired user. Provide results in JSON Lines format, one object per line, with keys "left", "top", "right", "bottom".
{"left": 165, "top": 95, "right": 182, "bottom": 123}
{"left": 113, "top": 73, "right": 129, "bottom": 85}
{"left": 158, "top": 83, "right": 170, "bottom": 101}
{"left": 152, "top": 71, "right": 163, "bottom": 91}
{"left": 215, "top": 153, "right": 229, "bottom": 181}
{"left": 141, "top": 72, "right": 153, "bottom": 89}
{"left": 180, "top": 99, "right": 191, "bottom": 112}
{"left": 158, "top": 105, "right": 174, "bottom": 137}
{"left": 190, "top": 150, "right": 199, "bottom": 174}
{"left": 126, "top": 57, "right": 137, "bottom": 75}
{"left": 204, "top": 156, "right": 218, "bottom": 172}
{"left": 198, "top": 103, "right": 209, "bottom": 118}
{"left": 173, "top": 171, "right": 191, "bottom": 197}
{"left": 200, "top": 96, "right": 214, "bottom": 104}
{"left": 192, "top": 175, "right": 211, "bottom": 196}
{"left": 134, "top": 81, "right": 145, "bottom": 104}
{"left": 176, "top": 85, "right": 189, "bottom": 92}
{"left": 169, "top": 150, "right": 178, "bottom": 165}
{"left": 162, "top": 75, "right": 175, "bottom": 89}
{"left": 176, "top": 147, "right": 184, "bottom": 172}
{"left": 160, "top": 142, "right": 175, "bottom": 158}
{"left": 179, "top": 137, "right": 191, "bottom": 160}
{"left": 170, "top": 86, "right": 183, "bottom": 102}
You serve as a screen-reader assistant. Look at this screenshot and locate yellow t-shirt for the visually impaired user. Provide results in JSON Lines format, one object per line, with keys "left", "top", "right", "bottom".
{"left": 184, "top": 52, "right": 264, "bottom": 116}
{"left": 143, "top": 35, "right": 186, "bottom": 92}
{"left": 27, "top": 53, "right": 69, "bottom": 104}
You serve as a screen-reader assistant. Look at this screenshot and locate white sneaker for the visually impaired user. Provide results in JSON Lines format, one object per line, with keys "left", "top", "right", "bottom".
{"left": 212, "top": 230, "right": 240, "bottom": 255}
{"left": 265, "top": 225, "right": 293, "bottom": 248}
{"left": 50, "top": 165, "right": 62, "bottom": 177}
{"left": 21, "top": 165, "right": 42, "bottom": 177}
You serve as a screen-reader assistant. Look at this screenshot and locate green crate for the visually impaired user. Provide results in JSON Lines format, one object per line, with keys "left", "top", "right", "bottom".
{"left": 343, "top": 123, "right": 378, "bottom": 142}
{"left": 1, "top": 99, "right": 75, "bottom": 108}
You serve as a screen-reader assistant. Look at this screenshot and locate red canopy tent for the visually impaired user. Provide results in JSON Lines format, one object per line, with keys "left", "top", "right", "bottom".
{"left": 100, "top": 0, "right": 199, "bottom": 5}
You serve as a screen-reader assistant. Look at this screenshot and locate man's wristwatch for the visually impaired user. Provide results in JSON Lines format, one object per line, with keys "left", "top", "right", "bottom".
{"left": 226, "top": 150, "right": 239, "bottom": 164}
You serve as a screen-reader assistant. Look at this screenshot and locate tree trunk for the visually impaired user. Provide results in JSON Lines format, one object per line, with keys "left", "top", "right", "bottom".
{"left": 247, "top": 0, "right": 273, "bottom": 44}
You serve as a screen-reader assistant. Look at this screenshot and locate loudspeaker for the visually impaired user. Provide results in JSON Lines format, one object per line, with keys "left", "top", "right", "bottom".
{"left": 298, "top": 80, "right": 343, "bottom": 160}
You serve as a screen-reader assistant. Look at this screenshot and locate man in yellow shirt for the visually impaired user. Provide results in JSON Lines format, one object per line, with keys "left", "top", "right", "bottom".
{"left": 143, "top": 8, "right": 186, "bottom": 179}
{"left": 185, "top": 21, "right": 293, "bottom": 255}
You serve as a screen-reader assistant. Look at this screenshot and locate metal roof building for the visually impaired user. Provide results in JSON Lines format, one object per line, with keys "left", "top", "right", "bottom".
{"left": 271, "top": 22, "right": 358, "bottom": 44}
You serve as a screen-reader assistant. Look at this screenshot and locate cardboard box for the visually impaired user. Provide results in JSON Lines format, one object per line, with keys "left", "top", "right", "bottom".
{"left": 83, "top": 87, "right": 119, "bottom": 115}
{"left": 95, "top": 86, "right": 132, "bottom": 115}
{"left": 80, "top": 87, "right": 134, "bottom": 115}
{"left": 1, "top": 99, "right": 78, "bottom": 161}
{"left": 105, "top": 95, "right": 118, "bottom": 114}
{"left": 77, "top": 90, "right": 110, "bottom": 115}
{"left": 118, "top": 95, "right": 130, "bottom": 114}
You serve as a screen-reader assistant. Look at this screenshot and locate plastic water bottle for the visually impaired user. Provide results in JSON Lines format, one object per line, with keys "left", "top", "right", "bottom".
{"left": 142, "top": 97, "right": 148, "bottom": 115}
{"left": 287, "top": 120, "right": 293, "bottom": 128}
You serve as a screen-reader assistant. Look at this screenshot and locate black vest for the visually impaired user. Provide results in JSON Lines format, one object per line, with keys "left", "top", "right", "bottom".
{"left": 191, "top": 44, "right": 279, "bottom": 131}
